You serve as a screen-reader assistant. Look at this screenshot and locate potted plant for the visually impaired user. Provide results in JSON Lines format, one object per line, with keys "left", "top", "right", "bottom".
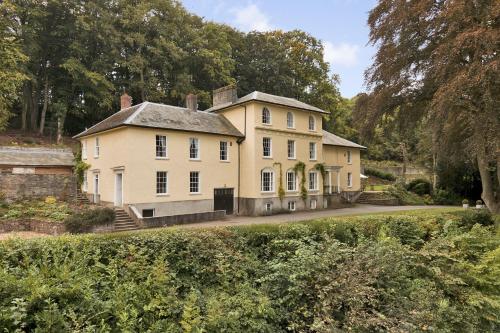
{"left": 462, "top": 199, "right": 469, "bottom": 208}
{"left": 476, "top": 200, "right": 483, "bottom": 209}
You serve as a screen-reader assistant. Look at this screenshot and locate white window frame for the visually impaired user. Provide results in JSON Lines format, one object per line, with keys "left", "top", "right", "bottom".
{"left": 286, "top": 112, "right": 295, "bottom": 128}
{"left": 288, "top": 201, "right": 296, "bottom": 211}
{"left": 309, "top": 142, "right": 317, "bottom": 160}
{"left": 263, "top": 137, "right": 272, "bottom": 158}
{"left": 261, "top": 168, "right": 275, "bottom": 193}
{"left": 189, "top": 138, "right": 200, "bottom": 160}
{"left": 156, "top": 135, "right": 168, "bottom": 159}
{"left": 262, "top": 107, "right": 271, "bottom": 125}
{"left": 156, "top": 171, "right": 168, "bottom": 195}
{"left": 190, "top": 171, "right": 201, "bottom": 194}
{"left": 94, "top": 137, "right": 100, "bottom": 158}
{"left": 347, "top": 172, "right": 353, "bottom": 188}
{"left": 286, "top": 170, "right": 297, "bottom": 192}
{"left": 287, "top": 140, "right": 296, "bottom": 159}
{"left": 309, "top": 171, "right": 318, "bottom": 191}
{"left": 308, "top": 115, "right": 316, "bottom": 131}
{"left": 220, "top": 141, "right": 229, "bottom": 161}
{"left": 347, "top": 150, "right": 352, "bottom": 164}
{"left": 310, "top": 199, "right": 317, "bottom": 209}
{"left": 265, "top": 202, "right": 273, "bottom": 213}
{"left": 82, "top": 141, "right": 87, "bottom": 159}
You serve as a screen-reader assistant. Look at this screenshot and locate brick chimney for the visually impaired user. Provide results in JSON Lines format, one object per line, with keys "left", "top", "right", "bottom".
{"left": 186, "top": 93, "right": 197, "bottom": 111}
{"left": 212, "top": 84, "right": 237, "bottom": 107}
{"left": 120, "top": 92, "right": 132, "bottom": 110}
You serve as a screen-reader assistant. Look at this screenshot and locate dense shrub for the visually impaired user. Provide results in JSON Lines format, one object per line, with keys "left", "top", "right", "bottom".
{"left": 64, "top": 207, "right": 115, "bottom": 233}
{"left": 0, "top": 210, "right": 498, "bottom": 332}
{"left": 432, "top": 189, "right": 461, "bottom": 205}
{"left": 1, "top": 200, "right": 72, "bottom": 222}
{"left": 387, "top": 185, "right": 426, "bottom": 205}
{"left": 406, "top": 178, "right": 432, "bottom": 195}
{"left": 364, "top": 167, "right": 396, "bottom": 181}
{"left": 453, "top": 209, "right": 494, "bottom": 229}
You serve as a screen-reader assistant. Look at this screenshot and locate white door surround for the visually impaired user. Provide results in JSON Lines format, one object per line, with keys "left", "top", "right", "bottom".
{"left": 114, "top": 172, "right": 123, "bottom": 207}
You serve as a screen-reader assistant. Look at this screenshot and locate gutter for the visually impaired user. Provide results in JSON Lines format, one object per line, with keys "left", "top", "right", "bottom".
{"left": 236, "top": 105, "right": 247, "bottom": 215}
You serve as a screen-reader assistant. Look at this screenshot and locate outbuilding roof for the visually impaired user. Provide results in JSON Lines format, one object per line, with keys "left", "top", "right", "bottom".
{"left": 205, "top": 91, "right": 328, "bottom": 114}
{"left": 322, "top": 130, "right": 366, "bottom": 149}
{"left": 73, "top": 102, "right": 244, "bottom": 138}
{"left": 0, "top": 146, "right": 74, "bottom": 166}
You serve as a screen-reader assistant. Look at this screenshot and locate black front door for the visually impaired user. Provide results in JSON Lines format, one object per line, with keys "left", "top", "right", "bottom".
{"left": 214, "top": 188, "right": 234, "bottom": 214}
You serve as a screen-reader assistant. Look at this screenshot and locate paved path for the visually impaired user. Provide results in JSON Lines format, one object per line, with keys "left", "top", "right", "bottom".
{"left": 178, "top": 204, "right": 452, "bottom": 229}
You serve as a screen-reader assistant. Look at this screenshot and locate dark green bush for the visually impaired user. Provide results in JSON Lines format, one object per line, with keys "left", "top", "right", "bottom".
{"left": 453, "top": 209, "right": 494, "bottom": 229}
{"left": 384, "top": 216, "right": 426, "bottom": 247}
{"left": 406, "top": 178, "right": 432, "bottom": 195}
{"left": 64, "top": 207, "right": 115, "bottom": 233}
{"left": 432, "top": 189, "right": 461, "bottom": 205}
{"left": 364, "top": 167, "right": 396, "bottom": 181}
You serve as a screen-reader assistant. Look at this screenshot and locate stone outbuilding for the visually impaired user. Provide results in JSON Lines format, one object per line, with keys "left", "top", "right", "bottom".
{"left": 0, "top": 146, "right": 76, "bottom": 201}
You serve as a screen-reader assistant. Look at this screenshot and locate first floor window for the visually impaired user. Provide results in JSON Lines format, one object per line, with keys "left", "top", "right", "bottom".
{"left": 263, "top": 137, "right": 272, "bottom": 157}
{"left": 347, "top": 172, "right": 353, "bottom": 187}
{"left": 288, "top": 201, "right": 296, "bottom": 211}
{"left": 262, "top": 107, "right": 271, "bottom": 124}
{"left": 83, "top": 172, "right": 88, "bottom": 192}
{"left": 156, "top": 171, "right": 168, "bottom": 194}
{"left": 261, "top": 169, "right": 274, "bottom": 192}
{"left": 286, "top": 170, "right": 297, "bottom": 191}
{"left": 287, "top": 140, "right": 295, "bottom": 159}
{"left": 156, "top": 135, "right": 167, "bottom": 158}
{"left": 308, "top": 115, "right": 315, "bottom": 131}
{"left": 82, "top": 141, "right": 87, "bottom": 159}
{"left": 287, "top": 112, "right": 294, "bottom": 128}
{"left": 310, "top": 199, "right": 317, "bottom": 209}
{"left": 190, "top": 171, "right": 200, "bottom": 193}
{"left": 309, "top": 171, "right": 318, "bottom": 191}
{"left": 309, "top": 142, "right": 317, "bottom": 160}
{"left": 347, "top": 150, "right": 352, "bottom": 164}
{"left": 189, "top": 138, "right": 199, "bottom": 159}
{"left": 95, "top": 137, "right": 100, "bottom": 157}
{"left": 220, "top": 141, "right": 228, "bottom": 161}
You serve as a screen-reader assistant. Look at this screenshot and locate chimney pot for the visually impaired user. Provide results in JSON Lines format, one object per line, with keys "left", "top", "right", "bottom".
{"left": 212, "top": 84, "right": 237, "bottom": 107}
{"left": 186, "top": 93, "right": 198, "bottom": 111}
{"left": 120, "top": 93, "right": 132, "bottom": 110}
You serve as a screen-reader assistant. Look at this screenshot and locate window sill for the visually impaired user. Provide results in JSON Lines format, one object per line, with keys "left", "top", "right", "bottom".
{"left": 287, "top": 127, "right": 295, "bottom": 130}
{"left": 189, "top": 192, "right": 202, "bottom": 195}
{"left": 94, "top": 156, "right": 99, "bottom": 159}
{"left": 189, "top": 158, "right": 201, "bottom": 161}
{"left": 261, "top": 191, "right": 275, "bottom": 194}
{"left": 219, "top": 160, "right": 230, "bottom": 163}
{"left": 262, "top": 123, "right": 272, "bottom": 126}
{"left": 156, "top": 193, "right": 169, "bottom": 197}
{"left": 156, "top": 157, "right": 169, "bottom": 160}
{"left": 263, "top": 156, "right": 273, "bottom": 159}
{"left": 308, "top": 189, "right": 319, "bottom": 193}
{"left": 309, "top": 159, "right": 317, "bottom": 162}
{"left": 288, "top": 157, "right": 296, "bottom": 160}
{"left": 308, "top": 129, "right": 316, "bottom": 132}
{"left": 286, "top": 190, "right": 298, "bottom": 193}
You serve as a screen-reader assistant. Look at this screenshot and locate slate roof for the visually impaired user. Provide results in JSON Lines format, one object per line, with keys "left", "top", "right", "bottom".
{"left": 205, "top": 91, "right": 328, "bottom": 114}
{"left": 73, "top": 102, "right": 244, "bottom": 138}
{"left": 322, "top": 130, "right": 366, "bottom": 149}
{"left": 0, "top": 146, "right": 74, "bottom": 166}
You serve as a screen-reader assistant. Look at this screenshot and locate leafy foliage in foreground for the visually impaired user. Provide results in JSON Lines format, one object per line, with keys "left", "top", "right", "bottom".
{"left": 0, "top": 210, "right": 498, "bottom": 332}
{"left": 63, "top": 207, "right": 115, "bottom": 233}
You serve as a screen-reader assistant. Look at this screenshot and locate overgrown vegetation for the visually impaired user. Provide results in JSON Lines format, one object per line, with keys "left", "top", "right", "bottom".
{"left": 63, "top": 207, "right": 115, "bottom": 233}
{"left": 0, "top": 198, "right": 73, "bottom": 222}
{"left": 0, "top": 209, "right": 498, "bottom": 331}
{"left": 364, "top": 167, "right": 396, "bottom": 181}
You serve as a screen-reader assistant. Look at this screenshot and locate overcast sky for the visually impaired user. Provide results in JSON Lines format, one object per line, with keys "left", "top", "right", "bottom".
{"left": 181, "top": 0, "right": 377, "bottom": 98}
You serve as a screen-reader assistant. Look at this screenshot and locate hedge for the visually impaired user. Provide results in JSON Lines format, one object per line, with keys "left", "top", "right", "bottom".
{"left": 63, "top": 207, "right": 115, "bottom": 233}
{"left": 364, "top": 167, "right": 396, "bottom": 181}
{"left": 0, "top": 209, "right": 498, "bottom": 332}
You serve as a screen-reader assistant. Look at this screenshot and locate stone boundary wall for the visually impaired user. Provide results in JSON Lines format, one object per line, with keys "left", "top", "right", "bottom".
{"left": 140, "top": 210, "right": 226, "bottom": 228}
{"left": 0, "top": 219, "right": 66, "bottom": 235}
{"left": 0, "top": 173, "right": 76, "bottom": 201}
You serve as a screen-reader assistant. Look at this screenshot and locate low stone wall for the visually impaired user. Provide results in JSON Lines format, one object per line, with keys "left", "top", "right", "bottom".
{"left": 0, "top": 219, "right": 66, "bottom": 235}
{"left": 0, "top": 173, "right": 76, "bottom": 201}
{"left": 141, "top": 210, "right": 226, "bottom": 228}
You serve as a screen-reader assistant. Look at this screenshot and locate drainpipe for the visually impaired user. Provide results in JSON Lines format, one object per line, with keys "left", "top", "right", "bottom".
{"left": 237, "top": 105, "right": 247, "bottom": 215}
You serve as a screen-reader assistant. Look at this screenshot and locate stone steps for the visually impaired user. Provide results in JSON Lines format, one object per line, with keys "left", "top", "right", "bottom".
{"left": 113, "top": 209, "right": 139, "bottom": 232}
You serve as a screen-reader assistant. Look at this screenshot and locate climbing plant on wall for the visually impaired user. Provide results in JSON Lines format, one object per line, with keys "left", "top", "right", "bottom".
{"left": 294, "top": 161, "right": 307, "bottom": 201}
{"left": 314, "top": 163, "right": 326, "bottom": 189}
{"left": 273, "top": 162, "right": 285, "bottom": 202}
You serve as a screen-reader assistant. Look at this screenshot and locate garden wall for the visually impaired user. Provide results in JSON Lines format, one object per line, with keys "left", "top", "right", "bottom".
{"left": 140, "top": 210, "right": 226, "bottom": 228}
{"left": 0, "top": 173, "right": 76, "bottom": 201}
{"left": 0, "top": 219, "right": 66, "bottom": 235}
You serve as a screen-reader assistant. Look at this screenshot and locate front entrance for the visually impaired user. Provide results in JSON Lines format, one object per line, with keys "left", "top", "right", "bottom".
{"left": 94, "top": 174, "right": 99, "bottom": 203}
{"left": 115, "top": 173, "right": 123, "bottom": 206}
{"left": 214, "top": 188, "right": 234, "bottom": 214}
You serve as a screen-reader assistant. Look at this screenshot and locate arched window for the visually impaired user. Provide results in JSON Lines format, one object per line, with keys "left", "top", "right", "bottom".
{"left": 287, "top": 112, "right": 294, "bottom": 128}
{"left": 261, "top": 168, "right": 275, "bottom": 192}
{"left": 286, "top": 169, "right": 297, "bottom": 192}
{"left": 262, "top": 107, "right": 271, "bottom": 124}
{"left": 308, "top": 115, "right": 315, "bottom": 131}
{"left": 308, "top": 170, "right": 318, "bottom": 191}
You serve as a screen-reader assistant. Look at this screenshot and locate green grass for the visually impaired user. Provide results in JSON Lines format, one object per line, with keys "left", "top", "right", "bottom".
{"left": 366, "top": 184, "right": 392, "bottom": 191}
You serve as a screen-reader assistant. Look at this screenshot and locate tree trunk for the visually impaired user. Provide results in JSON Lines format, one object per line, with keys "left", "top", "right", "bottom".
{"left": 30, "top": 82, "right": 40, "bottom": 131}
{"left": 57, "top": 117, "right": 62, "bottom": 144}
{"left": 400, "top": 142, "right": 408, "bottom": 182}
{"left": 21, "top": 83, "right": 29, "bottom": 131}
{"left": 477, "top": 151, "right": 499, "bottom": 214}
{"left": 39, "top": 75, "right": 49, "bottom": 135}
{"left": 140, "top": 68, "right": 145, "bottom": 102}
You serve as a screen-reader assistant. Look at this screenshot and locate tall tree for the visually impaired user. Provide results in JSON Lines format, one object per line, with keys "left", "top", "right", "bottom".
{"left": 355, "top": 0, "right": 499, "bottom": 212}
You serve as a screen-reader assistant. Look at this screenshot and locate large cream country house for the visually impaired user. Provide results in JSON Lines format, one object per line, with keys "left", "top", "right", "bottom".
{"left": 75, "top": 85, "right": 365, "bottom": 219}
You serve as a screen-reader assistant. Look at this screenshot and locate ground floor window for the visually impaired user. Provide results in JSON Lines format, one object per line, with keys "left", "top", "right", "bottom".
{"left": 265, "top": 202, "right": 273, "bottom": 213}
{"left": 261, "top": 169, "right": 274, "bottom": 192}
{"left": 286, "top": 170, "right": 296, "bottom": 191}
{"left": 156, "top": 171, "right": 168, "bottom": 194}
{"left": 309, "top": 171, "right": 318, "bottom": 191}
{"left": 190, "top": 171, "right": 200, "bottom": 193}
{"left": 310, "top": 199, "right": 317, "bottom": 209}
{"left": 288, "top": 201, "right": 296, "bottom": 211}
{"left": 83, "top": 172, "right": 88, "bottom": 192}
{"left": 347, "top": 172, "right": 353, "bottom": 187}
{"left": 142, "top": 209, "right": 155, "bottom": 218}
